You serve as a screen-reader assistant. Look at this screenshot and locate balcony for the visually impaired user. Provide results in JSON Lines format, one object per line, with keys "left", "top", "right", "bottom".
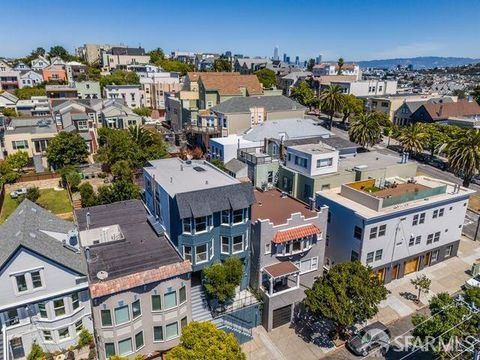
{"left": 238, "top": 147, "right": 276, "bottom": 165}
{"left": 186, "top": 123, "right": 225, "bottom": 135}
{"left": 261, "top": 261, "right": 300, "bottom": 297}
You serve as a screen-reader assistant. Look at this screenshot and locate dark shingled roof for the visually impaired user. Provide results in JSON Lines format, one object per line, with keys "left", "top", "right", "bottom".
{"left": 0, "top": 199, "right": 86, "bottom": 274}
{"left": 108, "top": 47, "right": 146, "bottom": 56}
{"left": 224, "top": 158, "right": 247, "bottom": 174}
{"left": 211, "top": 95, "right": 306, "bottom": 114}
{"left": 75, "top": 200, "right": 183, "bottom": 283}
{"left": 175, "top": 182, "right": 255, "bottom": 219}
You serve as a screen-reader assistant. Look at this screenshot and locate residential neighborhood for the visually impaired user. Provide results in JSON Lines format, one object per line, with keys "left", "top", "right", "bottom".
{"left": 1, "top": 1, "right": 480, "bottom": 360}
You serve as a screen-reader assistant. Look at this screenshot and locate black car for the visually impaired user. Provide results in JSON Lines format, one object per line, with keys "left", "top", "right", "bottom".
{"left": 347, "top": 322, "right": 391, "bottom": 356}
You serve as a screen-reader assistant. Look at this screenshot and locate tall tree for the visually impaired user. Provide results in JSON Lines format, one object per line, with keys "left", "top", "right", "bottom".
{"left": 307, "top": 58, "right": 316, "bottom": 72}
{"left": 447, "top": 129, "right": 480, "bottom": 187}
{"left": 341, "top": 94, "right": 364, "bottom": 123}
{"left": 48, "top": 45, "right": 70, "bottom": 60}
{"left": 203, "top": 257, "right": 243, "bottom": 303}
{"left": 167, "top": 322, "right": 246, "bottom": 360}
{"left": 46, "top": 132, "right": 89, "bottom": 169}
{"left": 305, "top": 261, "right": 388, "bottom": 337}
{"left": 99, "top": 70, "right": 140, "bottom": 89}
{"left": 472, "top": 86, "right": 480, "bottom": 105}
{"left": 128, "top": 125, "right": 154, "bottom": 147}
{"left": 6, "top": 151, "right": 29, "bottom": 173}
{"left": 348, "top": 113, "right": 383, "bottom": 148}
{"left": 290, "top": 81, "right": 315, "bottom": 107}
{"left": 320, "top": 85, "right": 345, "bottom": 129}
{"left": 255, "top": 68, "right": 277, "bottom": 89}
{"left": 213, "top": 56, "right": 231, "bottom": 72}
{"left": 420, "top": 123, "right": 448, "bottom": 158}
{"left": 337, "top": 57, "right": 345, "bottom": 75}
{"left": 398, "top": 123, "right": 425, "bottom": 154}
{"left": 148, "top": 48, "right": 165, "bottom": 64}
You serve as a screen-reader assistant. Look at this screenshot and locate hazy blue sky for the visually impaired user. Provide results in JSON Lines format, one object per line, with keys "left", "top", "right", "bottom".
{"left": 2, "top": 0, "right": 480, "bottom": 61}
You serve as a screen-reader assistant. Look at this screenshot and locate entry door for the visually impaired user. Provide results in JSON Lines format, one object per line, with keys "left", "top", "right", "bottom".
{"left": 424, "top": 252, "right": 431, "bottom": 267}
{"left": 404, "top": 257, "right": 419, "bottom": 275}
{"left": 376, "top": 268, "right": 385, "bottom": 282}
{"left": 10, "top": 338, "right": 25, "bottom": 359}
{"left": 391, "top": 264, "right": 399, "bottom": 280}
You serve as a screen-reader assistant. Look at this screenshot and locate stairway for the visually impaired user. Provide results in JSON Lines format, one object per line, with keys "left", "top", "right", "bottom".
{"left": 213, "top": 316, "right": 253, "bottom": 343}
{"left": 191, "top": 285, "right": 213, "bottom": 322}
{"left": 72, "top": 199, "right": 82, "bottom": 209}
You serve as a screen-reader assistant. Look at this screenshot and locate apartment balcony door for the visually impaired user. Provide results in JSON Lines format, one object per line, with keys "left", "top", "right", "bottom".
{"left": 391, "top": 264, "right": 399, "bottom": 280}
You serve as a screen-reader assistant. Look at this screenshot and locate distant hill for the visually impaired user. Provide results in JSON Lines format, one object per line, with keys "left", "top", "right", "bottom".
{"left": 357, "top": 56, "right": 480, "bottom": 70}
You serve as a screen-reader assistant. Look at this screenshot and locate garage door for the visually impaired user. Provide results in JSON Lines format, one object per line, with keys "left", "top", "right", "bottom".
{"left": 404, "top": 257, "right": 419, "bottom": 275}
{"left": 272, "top": 305, "right": 292, "bottom": 329}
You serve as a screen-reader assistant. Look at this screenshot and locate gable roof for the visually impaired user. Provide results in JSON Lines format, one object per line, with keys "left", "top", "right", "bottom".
{"left": 190, "top": 72, "right": 263, "bottom": 96}
{"left": 0, "top": 200, "right": 86, "bottom": 274}
{"left": 224, "top": 158, "right": 247, "bottom": 173}
{"left": 175, "top": 182, "right": 255, "bottom": 219}
{"left": 421, "top": 100, "right": 480, "bottom": 120}
{"left": 211, "top": 95, "right": 306, "bottom": 114}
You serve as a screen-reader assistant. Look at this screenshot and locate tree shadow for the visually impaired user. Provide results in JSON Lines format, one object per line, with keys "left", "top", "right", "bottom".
{"left": 289, "top": 304, "right": 336, "bottom": 349}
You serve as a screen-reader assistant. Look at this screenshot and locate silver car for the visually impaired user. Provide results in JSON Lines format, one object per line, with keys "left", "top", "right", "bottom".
{"left": 347, "top": 321, "right": 391, "bottom": 356}
{"left": 10, "top": 188, "right": 27, "bottom": 199}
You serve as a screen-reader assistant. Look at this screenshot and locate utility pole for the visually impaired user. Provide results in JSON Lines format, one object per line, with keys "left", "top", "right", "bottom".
{"left": 474, "top": 213, "right": 480, "bottom": 241}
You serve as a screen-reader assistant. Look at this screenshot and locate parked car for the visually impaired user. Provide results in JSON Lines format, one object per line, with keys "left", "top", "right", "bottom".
{"left": 426, "top": 158, "right": 448, "bottom": 170}
{"left": 10, "top": 188, "right": 27, "bottom": 199}
{"left": 471, "top": 176, "right": 480, "bottom": 186}
{"left": 465, "top": 274, "right": 480, "bottom": 288}
{"left": 347, "top": 321, "right": 391, "bottom": 356}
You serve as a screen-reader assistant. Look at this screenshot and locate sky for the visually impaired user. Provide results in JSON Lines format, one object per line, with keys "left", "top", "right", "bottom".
{"left": 2, "top": 0, "right": 480, "bottom": 61}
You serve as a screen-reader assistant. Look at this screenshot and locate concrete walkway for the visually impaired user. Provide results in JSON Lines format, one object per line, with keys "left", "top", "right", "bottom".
{"left": 242, "top": 236, "right": 479, "bottom": 360}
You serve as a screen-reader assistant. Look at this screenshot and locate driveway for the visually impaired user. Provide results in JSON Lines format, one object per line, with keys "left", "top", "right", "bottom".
{"left": 242, "top": 236, "right": 479, "bottom": 360}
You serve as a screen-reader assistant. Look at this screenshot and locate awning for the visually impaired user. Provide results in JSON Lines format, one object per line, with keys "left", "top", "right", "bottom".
{"left": 273, "top": 224, "right": 321, "bottom": 244}
{"left": 264, "top": 261, "right": 299, "bottom": 278}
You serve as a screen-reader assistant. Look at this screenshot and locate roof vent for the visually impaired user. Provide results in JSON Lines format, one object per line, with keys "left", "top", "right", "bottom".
{"left": 193, "top": 166, "right": 206, "bottom": 172}
{"left": 97, "top": 270, "right": 109, "bottom": 280}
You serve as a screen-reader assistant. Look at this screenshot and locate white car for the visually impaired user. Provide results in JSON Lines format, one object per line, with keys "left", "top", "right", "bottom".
{"left": 10, "top": 188, "right": 27, "bottom": 199}
{"left": 465, "top": 275, "right": 480, "bottom": 288}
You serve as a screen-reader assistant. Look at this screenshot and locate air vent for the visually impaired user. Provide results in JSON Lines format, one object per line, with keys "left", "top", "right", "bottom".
{"left": 97, "top": 271, "right": 109, "bottom": 280}
{"left": 193, "top": 166, "right": 206, "bottom": 172}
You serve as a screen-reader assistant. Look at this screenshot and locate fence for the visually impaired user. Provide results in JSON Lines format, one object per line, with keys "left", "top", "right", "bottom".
{"left": 16, "top": 172, "right": 60, "bottom": 183}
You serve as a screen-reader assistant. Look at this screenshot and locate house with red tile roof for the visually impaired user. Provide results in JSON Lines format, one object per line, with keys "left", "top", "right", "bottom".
{"left": 250, "top": 188, "right": 328, "bottom": 331}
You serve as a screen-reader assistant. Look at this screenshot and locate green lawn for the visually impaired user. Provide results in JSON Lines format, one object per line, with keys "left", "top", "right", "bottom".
{"left": 0, "top": 188, "right": 73, "bottom": 223}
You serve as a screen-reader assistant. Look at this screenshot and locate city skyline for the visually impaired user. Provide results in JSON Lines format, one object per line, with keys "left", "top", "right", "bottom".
{"left": 1, "top": 0, "right": 480, "bottom": 60}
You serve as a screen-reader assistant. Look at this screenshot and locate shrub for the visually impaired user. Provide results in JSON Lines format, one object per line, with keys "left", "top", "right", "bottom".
{"left": 26, "top": 187, "right": 40, "bottom": 202}
{"left": 77, "top": 328, "right": 93, "bottom": 348}
{"left": 27, "top": 342, "right": 44, "bottom": 360}
{"left": 203, "top": 257, "right": 243, "bottom": 302}
{"left": 79, "top": 183, "right": 98, "bottom": 207}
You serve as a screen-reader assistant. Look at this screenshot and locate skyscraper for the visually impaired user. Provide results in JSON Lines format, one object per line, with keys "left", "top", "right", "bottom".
{"left": 295, "top": 56, "right": 299, "bottom": 65}
{"left": 283, "top": 53, "right": 287, "bottom": 63}
{"left": 273, "top": 46, "right": 279, "bottom": 61}
{"left": 316, "top": 54, "right": 323, "bottom": 64}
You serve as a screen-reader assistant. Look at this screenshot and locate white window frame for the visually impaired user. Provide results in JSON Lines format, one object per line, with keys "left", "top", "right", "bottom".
{"left": 195, "top": 244, "right": 208, "bottom": 264}
{"left": 209, "top": 238, "right": 214, "bottom": 260}
{"left": 265, "top": 243, "right": 271, "bottom": 255}
{"left": 183, "top": 246, "right": 192, "bottom": 262}
{"left": 232, "top": 235, "right": 244, "bottom": 254}
{"left": 221, "top": 236, "right": 229, "bottom": 254}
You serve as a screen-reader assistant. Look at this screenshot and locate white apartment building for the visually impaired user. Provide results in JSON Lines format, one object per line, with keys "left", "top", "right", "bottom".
{"left": 312, "top": 63, "right": 361, "bottom": 79}
{"left": 140, "top": 73, "right": 181, "bottom": 110}
{"left": 317, "top": 176, "right": 474, "bottom": 283}
{"left": 286, "top": 144, "right": 339, "bottom": 178}
{"left": 329, "top": 79, "right": 398, "bottom": 97}
{"left": 103, "top": 85, "right": 144, "bottom": 109}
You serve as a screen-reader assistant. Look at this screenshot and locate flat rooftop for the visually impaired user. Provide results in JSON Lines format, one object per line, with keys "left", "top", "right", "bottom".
{"left": 318, "top": 176, "right": 475, "bottom": 218}
{"left": 338, "top": 151, "right": 405, "bottom": 172}
{"left": 252, "top": 189, "right": 317, "bottom": 225}
{"left": 75, "top": 200, "right": 184, "bottom": 284}
{"left": 289, "top": 143, "right": 336, "bottom": 155}
{"left": 145, "top": 158, "right": 239, "bottom": 197}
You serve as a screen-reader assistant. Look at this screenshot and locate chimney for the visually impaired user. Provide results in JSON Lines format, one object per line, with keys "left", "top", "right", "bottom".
{"left": 263, "top": 137, "right": 267, "bottom": 153}
{"left": 170, "top": 177, "right": 173, "bottom": 183}
{"left": 86, "top": 212, "right": 91, "bottom": 230}
{"left": 85, "top": 247, "right": 91, "bottom": 262}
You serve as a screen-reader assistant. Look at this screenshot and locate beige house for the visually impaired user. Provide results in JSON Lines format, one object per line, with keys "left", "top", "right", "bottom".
{"left": 4, "top": 117, "right": 57, "bottom": 158}
{"left": 101, "top": 47, "right": 150, "bottom": 71}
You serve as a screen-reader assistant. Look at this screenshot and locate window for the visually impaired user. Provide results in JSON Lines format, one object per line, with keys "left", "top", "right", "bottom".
{"left": 135, "top": 331, "right": 144, "bottom": 350}
{"left": 105, "top": 343, "right": 115, "bottom": 358}
{"left": 316, "top": 158, "right": 333, "bottom": 168}
{"left": 354, "top": 226, "right": 362, "bottom": 240}
{"left": 164, "top": 290, "right": 177, "bottom": 309}
{"left": 412, "top": 214, "right": 419, "bottom": 226}
{"left": 433, "top": 210, "right": 438, "bottom": 218}
{"left": 15, "top": 274, "right": 27, "bottom": 292}
{"left": 265, "top": 243, "right": 271, "bottom": 255}
{"left": 221, "top": 210, "right": 230, "bottom": 224}
{"left": 294, "top": 155, "right": 308, "bottom": 168}
{"left": 166, "top": 322, "right": 179, "bottom": 340}
{"left": 415, "top": 235, "right": 421, "bottom": 245}
{"left": 114, "top": 305, "right": 130, "bottom": 325}
{"left": 6, "top": 309, "right": 19, "bottom": 326}
{"left": 54, "top": 299, "right": 65, "bottom": 317}
{"left": 71, "top": 292, "right": 80, "bottom": 310}
{"left": 184, "top": 246, "right": 192, "bottom": 262}
{"left": 375, "top": 250, "right": 383, "bottom": 261}
{"left": 153, "top": 326, "right": 163, "bottom": 342}
{"left": 431, "top": 250, "right": 439, "bottom": 263}
{"left": 195, "top": 216, "right": 207, "bottom": 233}
{"left": 409, "top": 236, "right": 415, "bottom": 247}
{"left": 58, "top": 327, "right": 70, "bottom": 340}
{"left": 445, "top": 245, "right": 453, "bottom": 257}
{"left": 38, "top": 303, "right": 48, "bottom": 318}
{"left": 233, "top": 209, "right": 244, "bottom": 224}
{"left": 369, "top": 227, "right": 378, "bottom": 239}
{"left": 351, "top": 251, "right": 359, "bottom": 261}
{"left": 118, "top": 338, "right": 133, "bottom": 356}
{"left": 232, "top": 235, "right": 244, "bottom": 253}
{"left": 419, "top": 213, "right": 425, "bottom": 224}
{"left": 221, "top": 237, "right": 229, "bottom": 254}
{"left": 267, "top": 171, "right": 274, "bottom": 183}
{"left": 366, "top": 252, "right": 374, "bottom": 264}
{"left": 31, "top": 271, "right": 42, "bottom": 289}
{"left": 12, "top": 140, "right": 29, "bottom": 150}
{"left": 75, "top": 319, "right": 83, "bottom": 333}
{"left": 427, "top": 233, "right": 434, "bottom": 245}
{"left": 152, "top": 295, "right": 162, "bottom": 311}
{"left": 209, "top": 238, "right": 214, "bottom": 260}
{"left": 181, "top": 316, "right": 188, "bottom": 330}
{"left": 439, "top": 208, "right": 444, "bottom": 217}
{"left": 183, "top": 218, "right": 192, "bottom": 233}
{"left": 101, "top": 309, "right": 112, "bottom": 326}
{"left": 433, "top": 231, "right": 440, "bottom": 242}
{"left": 132, "top": 299, "right": 141, "bottom": 319}
{"left": 43, "top": 330, "right": 52, "bottom": 342}
{"left": 378, "top": 225, "right": 386, "bottom": 237}
{"left": 179, "top": 285, "right": 187, "bottom": 304}
{"left": 196, "top": 244, "right": 208, "bottom": 263}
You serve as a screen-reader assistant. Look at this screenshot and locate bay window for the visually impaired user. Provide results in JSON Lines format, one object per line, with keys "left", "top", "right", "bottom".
{"left": 221, "top": 210, "right": 230, "bottom": 224}
{"left": 184, "top": 246, "right": 192, "bottom": 262}
{"left": 114, "top": 305, "right": 130, "bottom": 325}
{"left": 232, "top": 209, "right": 244, "bottom": 224}
{"left": 132, "top": 299, "right": 141, "bottom": 319}
{"left": 164, "top": 290, "right": 177, "bottom": 309}
{"left": 196, "top": 244, "right": 207, "bottom": 263}
{"left": 183, "top": 218, "right": 192, "bottom": 234}
{"left": 221, "top": 236, "right": 229, "bottom": 254}
{"left": 232, "top": 235, "right": 244, "bottom": 253}
{"left": 101, "top": 309, "right": 112, "bottom": 327}
{"left": 54, "top": 299, "right": 65, "bottom": 317}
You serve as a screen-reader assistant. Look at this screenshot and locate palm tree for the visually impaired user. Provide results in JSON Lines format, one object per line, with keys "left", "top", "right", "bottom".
{"left": 128, "top": 125, "right": 153, "bottom": 148}
{"left": 337, "top": 58, "right": 345, "bottom": 75}
{"left": 319, "top": 85, "right": 345, "bottom": 129}
{"left": 398, "top": 124, "right": 425, "bottom": 154}
{"left": 447, "top": 130, "right": 480, "bottom": 187}
{"left": 348, "top": 113, "right": 383, "bottom": 149}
